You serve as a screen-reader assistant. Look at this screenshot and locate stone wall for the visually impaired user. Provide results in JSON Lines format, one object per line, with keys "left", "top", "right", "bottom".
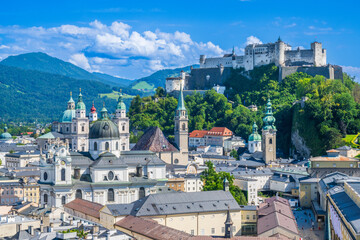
{"left": 280, "top": 65, "right": 343, "bottom": 81}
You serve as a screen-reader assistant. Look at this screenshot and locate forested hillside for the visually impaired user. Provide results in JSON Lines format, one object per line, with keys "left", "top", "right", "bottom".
{"left": 0, "top": 64, "right": 118, "bottom": 122}
{"left": 129, "top": 64, "right": 360, "bottom": 157}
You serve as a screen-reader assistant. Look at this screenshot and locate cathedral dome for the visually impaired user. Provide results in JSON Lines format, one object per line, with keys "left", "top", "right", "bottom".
{"left": 0, "top": 126, "right": 12, "bottom": 140}
{"left": 89, "top": 107, "right": 119, "bottom": 139}
{"left": 59, "top": 109, "right": 75, "bottom": 123}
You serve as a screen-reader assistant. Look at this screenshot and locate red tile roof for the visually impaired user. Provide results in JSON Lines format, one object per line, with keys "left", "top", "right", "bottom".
{"left": 64, "top": 198, "right": 103, "bottom": 219}
{"left": 206, "top": 127, "right": 233, "bottom": 136}
{"left": 189, "top": 130, "right": 208, "bottom": 138}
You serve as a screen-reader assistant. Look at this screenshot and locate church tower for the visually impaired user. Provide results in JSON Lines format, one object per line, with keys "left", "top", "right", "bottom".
{"left": 262, "top": 99, "right": 276, "bottom": 164}
{"left": 113, "top": 91, "right": 130, "bottom": 151}
{"left": 89, "top": 102, "right": 97, "bottom": 122}
{"left": 72, "top": 89, "right": 89, "bottom": 152}
{"left": 174, "top": 86, "right": 188, "bottom": 152}
{"left": 248, "top": 122, "right": 262, "bottom": 153}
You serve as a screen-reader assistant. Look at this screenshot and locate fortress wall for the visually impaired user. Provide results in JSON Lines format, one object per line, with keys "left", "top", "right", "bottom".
{"left": 203, "top": 57, "right": 233, "bottom": 68}
{"left": 280, "top": 65, "right": 343, "bottom": 81}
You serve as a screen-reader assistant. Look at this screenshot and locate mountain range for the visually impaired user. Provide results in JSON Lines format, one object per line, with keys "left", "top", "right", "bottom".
{"left": 0, "top": 52, "right": 197, "bottom": 122}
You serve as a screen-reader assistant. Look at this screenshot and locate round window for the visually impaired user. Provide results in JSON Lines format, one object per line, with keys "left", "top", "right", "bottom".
{"left": 108, "top": 171, "right": 114, "bottom": 181}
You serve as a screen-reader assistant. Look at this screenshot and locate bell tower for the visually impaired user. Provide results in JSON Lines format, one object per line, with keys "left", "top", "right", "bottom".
{"left": 262, "top": 98, "right": 277, "bottom": 164}
{"left": 174, "top": 85, "right": 188, "bottom": 152}
{"left": 72, "top": 88, "right": 89, "bottom": 152}
{"left": 113, "top": 90, "right": 130, "bottom": 151}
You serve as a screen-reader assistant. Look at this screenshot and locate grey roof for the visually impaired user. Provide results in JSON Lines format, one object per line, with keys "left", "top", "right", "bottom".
{"left": 240, "top": 151, "right": 264, "bottom": 161}
{"left": 89, "top": 119, "right": 120, "bottom": 139}
{"left": 5, "top": 150, "right": 41, "bottom": 157}
{"left": 10, "top": 230, "right": 32, "bottom": 240}
{"left": 122, "top": 151, "right": 166, "bottom": 166}
{"left": 91, "top": 152, "right": 127, "bottom": 168}
{"left": 347, "top": 182, "right": 360, "bottom": 195}
{"left": 236, "top": 159, "right": 266, "bottom": 168}
{"left": 106, "top": 190, "right": 240, "bottom": 217}
{"left": 69, "top": 151, "right": 94, "bottom": 166}
{"left": 0, "top": 143, "right": 37, "bottom": 153}
{"left": 337, "top": 145, "right": 353, "bottom": 151}
{"left": 202, "top": 154, "right": 235, "bottom": 160}
{"left": 232, "top": 168, "right": 273, "bottom": 178}
{"left": 329, "top": 186, "right": 360, "bottom": 234}
{"left": 37, "top": 131, "right": 64, "bottom": 139}
{"left": 271, "top": 174, "right": 296, "bottom": 183}
{"left": 131, "top": 127, "right": 178, "bottom": 152}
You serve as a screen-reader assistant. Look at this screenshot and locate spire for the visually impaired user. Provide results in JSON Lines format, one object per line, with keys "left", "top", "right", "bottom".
{"left": 223, "top": 177, "right": 230, "bottom": 191}
{"left": 76, "top": 88, "right": 86, "bottom": 110}
{"left": 90, "top": 101, "right": 96, "bottom": 113}
{"left": 262, "top": 98, "right": 276, "bottom": 130}
{"left": 100, "top": 102, "right": 109, "bottom": 119}
{"left": 278, "top": 36, "right": 282, "bottom": 42}
{"left": 252, "top": 121, "right": 258, "bottom": 133}
{"left": 116, "top": 90, "right": 126, "bottom": 110}
{"left": 232, "top": 46, "right": 235, "bottom": 54}
{"left": 175, "top": 83, "right": 187, "bottom": 116}
{"left": 68, "top": 92, "right": 74, "bottom": 103}
{"left": 224, "top": 208, "right": 233, "bottom": 238}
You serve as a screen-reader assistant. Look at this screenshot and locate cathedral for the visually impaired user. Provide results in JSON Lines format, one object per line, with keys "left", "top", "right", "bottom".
{"left": 39, "top": 90, "right": 168, "bottom": 208}
{"left": 51, "top": 90, "right": 130, "bottom": 152}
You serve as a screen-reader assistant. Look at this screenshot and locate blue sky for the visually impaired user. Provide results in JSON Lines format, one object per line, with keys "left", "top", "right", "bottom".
{"left": 0, "top": 0, "right": 360, "bottom": 79}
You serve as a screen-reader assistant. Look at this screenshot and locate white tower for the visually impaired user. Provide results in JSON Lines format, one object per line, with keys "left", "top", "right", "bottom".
{"left": 72, "top": 89, "right": 89, "bottom": 152}
{"left": 113, "top": 91, "right": 130, "bottom": 151}
{"left": 89, "top": 102, "right": 98, "bottom": 122}
{"left": 174, "top": 85, "right": 188, "bottom": 152}
{"left": 248, "top": 122, "right": 262, "bottom": 153}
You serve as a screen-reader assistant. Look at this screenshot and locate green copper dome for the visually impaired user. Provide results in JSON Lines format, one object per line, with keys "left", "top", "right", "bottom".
{"left": 175, "top": 85, "right": 187, "bottom": 116}
{"left": 116, "top": 93, "right": 126, "bottom": 110}
{"left": 89, "top": 105, "right": 119, "bottom": 139}
{"left": 248, "top": 122, "right": 261, "bottom": 142}
{"left": 76, "top": 92, "right": 86, "bottom": 110}
{"left": 60, "top": 109, "right": 76, "bottom": 123}
{"left": 0, "top": 126, "right": 12, "bottom": 140}
{"left": 262, "top": 98, "right": 276, "bottom": 130}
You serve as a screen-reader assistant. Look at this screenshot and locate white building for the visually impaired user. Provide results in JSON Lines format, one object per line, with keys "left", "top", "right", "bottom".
{"left": 248, "top": 122, "right": 262, "bottom": 154}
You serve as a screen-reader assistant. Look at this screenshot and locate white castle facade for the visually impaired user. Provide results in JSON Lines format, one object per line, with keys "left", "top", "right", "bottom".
{"left": 200, "top": 38, "right": 326, "bottom": 71}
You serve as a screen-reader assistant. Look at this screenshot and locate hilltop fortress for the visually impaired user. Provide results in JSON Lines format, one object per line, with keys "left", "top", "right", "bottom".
{"left": 166, "top": 38, "right": 342, "bottom": 93}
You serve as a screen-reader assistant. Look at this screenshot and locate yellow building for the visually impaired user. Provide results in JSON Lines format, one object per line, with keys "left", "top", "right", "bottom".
{"left": 166, "top": 177, "right": 185, "bottom": 192}
{"left": 299, "top": 177, "right": 319, "bottom": 208}
{"left": 327, "top": 181, "right": 360, "bottom": 240}
{"left": 309, "top": 149, "right": 360, "bottom": 178}
{"left": 23, "top": 182, "right": 40, "bottom": 204}
{"left": 100, "top": 190, "right": 243, "bottom": 236}
{"left": 240, "top": 205, "right": 257, "bottom": 235}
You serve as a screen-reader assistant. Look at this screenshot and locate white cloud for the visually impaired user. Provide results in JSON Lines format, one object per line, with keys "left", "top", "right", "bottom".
{"left": 245, "top": 36, "right": 262, "bottom": 45}
{"left": 0, "top": 20, "right": 224, "bottom": 79}
{"left": 342, "top": 66, "right": 360, "bottom": 82}
{"left": 69, "top": 53, "right": 91, "bottom": 71}
{"left": 284, "top": 23, "right": 296, "bottom": 28}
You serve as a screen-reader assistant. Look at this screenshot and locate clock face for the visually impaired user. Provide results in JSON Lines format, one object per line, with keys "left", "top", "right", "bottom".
{"left": 61, "top": 160, "right": 65, "bottom": 165}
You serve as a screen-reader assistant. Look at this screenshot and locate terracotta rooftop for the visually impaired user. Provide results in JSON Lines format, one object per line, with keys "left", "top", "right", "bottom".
{"left": 189, "top": 130, "right": 208, "bottom": 138}
{"left": 64, "top": 198, "right": 103, "bottom": 219}
{"left": 311, "top": 156, "right": 358, "bottom": 162}
{"left": 326, "top": 149, "right": 340, "bottom": 153}
{"left": 132, "top": 127, "right": 178, "bottom": 152}
{"left": 206, "top": 127, "right": 233, "bottom": 136}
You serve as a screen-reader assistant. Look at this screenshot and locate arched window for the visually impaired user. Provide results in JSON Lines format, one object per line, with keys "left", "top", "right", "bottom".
{"left": 139, "top": 187, "right": 145, "bottom": 199}
{"left": 116, "top": 142, "right": 119, "bottom": 150}
{"left": 108, "top": 188, "right": 114, "bottom": 202}
{"left": 76, "top": 189, "right": 82, "bottom": 199}
{"left": 61, "top": 196, "right": 66, "bottom": 205}
{"left": 122, "top": 145, "right": 125, "bottom": 151}
{"left": 94, "top": 142, "right": 97, "bottom": 151}
{"left": 44, "top": 172, "right": 48, "bottom": 181}
{"left": 122, "top": 125, "right": 125, "bottom": 131}
{"left": 66, "top": 127, "right": 69, "bottom": 132}
{"left": 182, "top": 123, "right": 186, "bottom": 131}
{"left": 105, "top": 142, "right": 109, "bottom": 151}
{"left": 44, "top": 194, "right": 48, "bottom": 203}
{"left": 61, "top": 168, "right": 66, "bottom": 181}
{"left": 82, "top": 126, "right": 85, "bottom": 132}
{"left": 269, "top": 138, "right": 273, "bottom": 144}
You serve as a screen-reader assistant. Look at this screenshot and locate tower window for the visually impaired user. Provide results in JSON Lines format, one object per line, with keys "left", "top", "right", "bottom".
{"left": 116, "top": 142, "right": 119, "bottom": 150}
{"left": 122, "top": 125, "right": 125, "bottom": 131}
{"left": 76, "top": 189, "right": 82, "bottom": 199}
{"left": 43, "top": 194, "right": 48, "bottom": 203}
{"left": 269, "top": 139, "right": 273, "bottom": 144}
{"left": 61, "top": 196, "right": 66, "bottom": 205}
{"left": 61, "top": 168, "right": 66, "bottom": 181}
{"left": 105, "top": 142, "right": 109, "bottom": 151}
{"left": 94, "top": 142, "right": 97, "bottom": 151}
{"left": 43, "top": 172, "right": 48, "bottom": 181}
{"left": 182, "top": 123, "right": 186, "bottom": 131}
{"left": 82, "top": 126, "right": 85, "bottom": 132}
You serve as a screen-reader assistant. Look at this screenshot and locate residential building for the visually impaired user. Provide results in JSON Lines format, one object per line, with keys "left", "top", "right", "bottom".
{"left": 0, "top": 214, "right": 41, "bottom": 238}
{"left": 257, "top": 196, "right": 300, "bottom": 239}
{"left": 205, "top": 127, "right": 233, "bottom": 147}
{"left": 336, "top": 145, "right": 360, "bottom": 158}
{"left": 224, "top": 136, "right": 246, "bottom": 154}
{"left": 309, "top": 149, "right": 360, "bottom": 178}
{"left": 183, "top": 174, "right": 204, "bottom": 192}
{"left": 166, "top": 177, "right": 185, "bottom": 192}
{"left": 299, "top": 177, "right": 319, "bottom": 208}
{"left": 189, "top": 130, "right": 208, "bottom": 147}
{"left": 64, "top": 198, "right": 103, "bottom": 223}
{"left": 5, "top": 150, "right": 41, "bottom": 168}
{"left": 0, "top": 176, "right": 24, "bottom": 205}
{"left": 269, "top": 173, "right": 296, "bottom": 193}
{"left": 100, "top": 190, "right": 242, "bottom": 235}
{"left": 240, "top": 205, "right": 258, "bottom": 235}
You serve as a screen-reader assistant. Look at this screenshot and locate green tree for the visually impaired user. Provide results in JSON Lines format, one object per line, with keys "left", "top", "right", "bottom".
{"left": 201, "top": 161, "right": 247, "bottom": 205}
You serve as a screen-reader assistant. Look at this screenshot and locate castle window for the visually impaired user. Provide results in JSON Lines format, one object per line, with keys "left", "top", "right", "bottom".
{"left": 61, "top": 168, "right": 66, "bottom": 181}
{"left": 108, "top": 188, "right": 114, "bottom": 202}
{"left": 43, "top": 194, "right": 48, "bottom": 203}
{"left": 116, "top": 142, "right": 119, "bottom": 150}
{"left": 61, "top": 196, "right": 66, "bottom": 205}
{"left": 105, "top": 142, "right": 110, "bottom": 151}
{"left": 75, "top": 189, "right": 82, "bottom": 199}
{"left": 94, "top": 142, "right": 97, "bottom": 151}
{"left": 43, "top": 172, "right": 48, "bottom": 181}
{"left": 269, "top": 139, "right": 272, "bottom": 144}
